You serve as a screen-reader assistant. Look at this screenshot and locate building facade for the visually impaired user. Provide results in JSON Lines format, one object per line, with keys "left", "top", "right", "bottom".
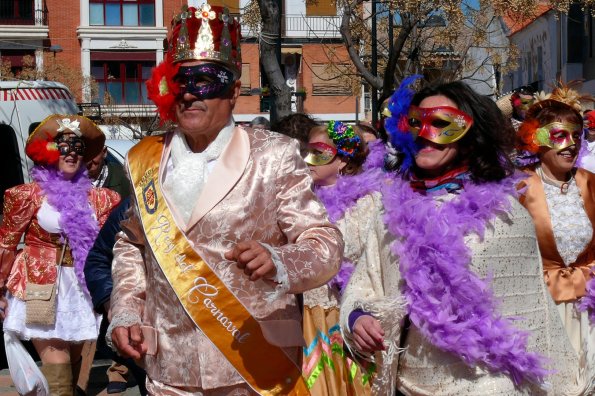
{"left": 502, "top": 4, "right": 595, "bottom": 97}
{"left": 0, "top": 0, "right": 361, "bottom": 127}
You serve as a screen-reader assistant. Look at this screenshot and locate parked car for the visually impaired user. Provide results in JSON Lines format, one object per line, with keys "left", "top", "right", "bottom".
{"left": 105, "top": 138, "right": 138, "bottom": 166}
{"left": 0, "top": 81, "right": 79, "bottom": 207}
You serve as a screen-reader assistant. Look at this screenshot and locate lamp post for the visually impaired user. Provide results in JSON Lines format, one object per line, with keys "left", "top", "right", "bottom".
{"left": 49, "top": 45, "right": 63, "bottom": 58}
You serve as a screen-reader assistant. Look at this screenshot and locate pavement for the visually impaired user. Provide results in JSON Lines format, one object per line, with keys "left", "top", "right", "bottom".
{"left": 0, "top": 359, "right": 142, "bottom": 396}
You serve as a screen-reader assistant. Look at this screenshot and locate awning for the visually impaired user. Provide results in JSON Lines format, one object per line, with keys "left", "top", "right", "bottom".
{"left": 281, "top": 47, "right": 302, "bottom": 55}
{"left": 90, "top": 51, "right": 156, "bottom": 61}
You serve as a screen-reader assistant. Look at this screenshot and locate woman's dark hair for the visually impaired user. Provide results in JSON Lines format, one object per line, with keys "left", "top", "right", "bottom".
{"left": 271, "top": 113, "right": 319, "bottom": 145}
{"left": 395, "top": 81, "right": 516, "bottom": 183}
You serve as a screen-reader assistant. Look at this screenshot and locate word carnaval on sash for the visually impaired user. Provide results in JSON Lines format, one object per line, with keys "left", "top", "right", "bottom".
{"left": 149, "top": 213, "right": 251, "bottom": 344}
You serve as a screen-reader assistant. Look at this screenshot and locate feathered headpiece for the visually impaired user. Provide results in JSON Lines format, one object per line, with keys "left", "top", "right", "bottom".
{"left": 25, "top": 115, "right": 105, "bottom": 165}
{"left": 383, "top": 74, "right": 423, "bottom": 173}
{"left": 517, "top": 80, "right": 594, "bottom": 157}
{"left": 326, "top": 121, "right": 362, "bottom": 158}
{"left": 586, "top": 111, "right": 595, "bottom": 130}
{"left": 526, "top": 79, "right": 594, "bottom": 120}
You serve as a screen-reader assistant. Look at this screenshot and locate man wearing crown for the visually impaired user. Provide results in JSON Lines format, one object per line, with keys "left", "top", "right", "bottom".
{"left": 107, "top": 3, "right": 342, "bottom": 395}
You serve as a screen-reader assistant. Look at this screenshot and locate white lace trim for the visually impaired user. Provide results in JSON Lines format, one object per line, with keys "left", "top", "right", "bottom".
{"left": 260, "top": 243, "right": 290, "bottom": 302}
{"left": 542, "top": 181, "right": 592, "bottom": 265}
{"left": 105, "top": 312, "right": 142, "bottom": 350}
{"left": 162, "top": 119, "right": 234, "bottom": 225}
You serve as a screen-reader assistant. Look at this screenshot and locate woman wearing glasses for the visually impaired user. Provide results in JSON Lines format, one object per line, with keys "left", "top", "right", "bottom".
{"left": 0, "top": 115, "right": 120, "bottom": 395}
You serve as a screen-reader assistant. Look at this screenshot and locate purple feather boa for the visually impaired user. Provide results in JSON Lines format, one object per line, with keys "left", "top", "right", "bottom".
{"left": 315, "top": 140, "right": 387, "bottom": 223}
{"left": 578, "top": 279, "right": 595, "bottom": 322}
{"left": 315, "top": 140, "right": 389, "bottom": 290}
{"left": 382, "top": 176, "right": 549, "bottom": 386}
{"left": 329, "top": 259, "right": 355, "bottom": 293}
{"left": 30, "top": 166, "right": 99, "bottom": 291}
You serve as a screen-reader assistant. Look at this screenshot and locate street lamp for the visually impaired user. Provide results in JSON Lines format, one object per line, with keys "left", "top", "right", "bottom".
{"left": 49, "top": 45, "right": 63, "bottom": 58}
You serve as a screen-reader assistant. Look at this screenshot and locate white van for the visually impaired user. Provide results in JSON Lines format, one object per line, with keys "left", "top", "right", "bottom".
{"left": 0, "top": 80, "right": 79, "bottom": 206}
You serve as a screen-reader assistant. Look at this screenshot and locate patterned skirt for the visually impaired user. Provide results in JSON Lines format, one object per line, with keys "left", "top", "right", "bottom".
{"left": 302, "top": 305, "right": 373, "bottom": 396}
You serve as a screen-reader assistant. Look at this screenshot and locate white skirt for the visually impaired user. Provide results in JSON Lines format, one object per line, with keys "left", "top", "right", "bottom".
{"left": 556, "top": 301, "right": 595, "bottom": 393}
{"left": 4, "top": 267, "right": 101, "bottom": 342}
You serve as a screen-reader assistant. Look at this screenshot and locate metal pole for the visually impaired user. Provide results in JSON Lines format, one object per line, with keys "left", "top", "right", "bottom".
{"left": 371, "top": 0, "right": 378, "bottom": 125}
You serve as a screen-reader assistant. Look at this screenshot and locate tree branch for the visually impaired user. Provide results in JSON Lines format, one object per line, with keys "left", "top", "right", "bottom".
{"left": 340, "top": 0, "right": 382, "bottom": 89}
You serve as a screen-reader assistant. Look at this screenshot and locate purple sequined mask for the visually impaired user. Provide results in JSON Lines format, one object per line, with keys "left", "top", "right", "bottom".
{"left": 175, "top": 63, "right": 235, "bottom": 100}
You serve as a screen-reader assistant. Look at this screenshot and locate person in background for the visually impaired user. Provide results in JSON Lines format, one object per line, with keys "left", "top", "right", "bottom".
{"left": 510, "top": 85, "right": 536, "bottom": 130}
{"left": 249, "top": 116, "right": 270, "bottom": 130}
{"left": 85, "top": 143, "right": 130, "bottom": 393}
{"left": 86, "top": 146, "right": 130, "bottom": 198}
{"left": 576, "top": 110, "right": 595, "bottom": 173}
{"left": 271, "top": 112, "right": 319, "bottom": 155}
{"left": 0, "top": 115, "right": 120, "bottom": 395}
{"left": 302, "top": 120, "right": 373, "bottom": 395}
{"left": 354, "top": 121, "right": 379, "bottom": 142}
{"left": 84, "top": 197, "right": 147, "bottom": 395}
{"left": 517, "top": 83, "right": 595, "bottom": 394}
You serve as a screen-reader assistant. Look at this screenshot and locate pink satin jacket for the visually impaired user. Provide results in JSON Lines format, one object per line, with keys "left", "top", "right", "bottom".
{"left": 0, "top": 182, "right": 120, "bottom": 298}
{"left": 110, "top": 127, "right": 343, "bottom": 390}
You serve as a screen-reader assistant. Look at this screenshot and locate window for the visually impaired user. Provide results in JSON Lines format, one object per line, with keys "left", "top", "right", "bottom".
{"left": 240, "top": 64, "right": 251, "bottom": 95}
{"left": 0, "top": 50, "right": 35, "bottom": 76}
{"left": 311, "top": 63, "right": 351, "bottom": 96}
{"left": 91, "top": 53, "right": 155, "bottom": 105}
{"left": 306, "top": 0, "right": 336, "bottom": 17}
{"left": 0, "top": 0, "right": 34, "bottom": 24}
{"left": 90, "top": 0, "right": 155, "bottom": 27}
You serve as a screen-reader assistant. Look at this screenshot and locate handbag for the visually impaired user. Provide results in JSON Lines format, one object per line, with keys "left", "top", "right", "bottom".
{"left": 24, "top": 243, "right": 65, "bottom": 326}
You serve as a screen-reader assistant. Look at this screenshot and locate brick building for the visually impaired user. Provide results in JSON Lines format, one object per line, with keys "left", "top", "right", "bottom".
{"left": 0, "top": 0, "right": 361, "bottom": 126}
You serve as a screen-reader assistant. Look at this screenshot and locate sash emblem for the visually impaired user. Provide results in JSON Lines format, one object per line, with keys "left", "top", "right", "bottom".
{"left": 143, "top": 179, "right": 158, "bottom": 214}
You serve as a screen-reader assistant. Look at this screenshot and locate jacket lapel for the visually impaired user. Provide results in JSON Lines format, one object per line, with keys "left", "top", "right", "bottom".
{"left": 185, "top": 127, "right": 250, "bottom": 231}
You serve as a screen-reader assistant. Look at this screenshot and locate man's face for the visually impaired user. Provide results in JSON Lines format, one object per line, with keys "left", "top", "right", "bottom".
{"left": 174, "top": 61, "right": 241, "bottom": 136}
{"left": 86, "top": 146, "right": 107, "bottom": 179}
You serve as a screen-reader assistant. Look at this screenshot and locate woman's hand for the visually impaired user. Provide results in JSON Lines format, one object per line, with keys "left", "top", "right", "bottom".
{"left": 0, "top": 295, "right": 8, "bottom": 321}
{"left": 352, "top": 315, "right": 385, "bottom": 353}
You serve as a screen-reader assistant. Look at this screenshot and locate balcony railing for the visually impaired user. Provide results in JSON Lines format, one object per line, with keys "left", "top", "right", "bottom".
{"left": 0, "top": 3, "right": 47, "bottom": 26}
{"left": 233, "top": 14, "right": 342, "bottom": 39}
{"left": 283, "top": 15, "right": 341, "bottom": 38}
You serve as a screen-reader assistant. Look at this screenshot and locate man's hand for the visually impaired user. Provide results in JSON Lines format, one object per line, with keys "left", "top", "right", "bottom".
{"left": 225, "top": 241, "right": 277, "bottom": 281}
{"left": 352, "top": 315, "right": 385, "bottom": 354}
{"left": 111, "top": 324, "right": 147, "bottom": 360}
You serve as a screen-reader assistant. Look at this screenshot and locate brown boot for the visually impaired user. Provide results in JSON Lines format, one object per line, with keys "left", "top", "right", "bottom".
{"left": 41, "top": 363, "right": 74, "bottom": 396}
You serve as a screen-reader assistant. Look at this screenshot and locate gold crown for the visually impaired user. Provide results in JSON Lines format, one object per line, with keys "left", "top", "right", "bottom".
{"left": 167, "top": 4, "right": 242, "bottom": 76}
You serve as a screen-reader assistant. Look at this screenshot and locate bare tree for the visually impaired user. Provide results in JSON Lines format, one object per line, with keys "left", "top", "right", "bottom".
{"left": 0, "top": 54, "right": 98, "bottom": 102}
{"left": 339, "top": 0, "right": 594, "bottom": 106}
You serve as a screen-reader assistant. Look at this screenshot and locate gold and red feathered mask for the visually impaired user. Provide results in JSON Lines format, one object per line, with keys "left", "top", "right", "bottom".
{"left": 516, "top": 80, "right": 594, "bottom": 154}
{"left": 146, "top": 3, "right": 242, "bottom": 123}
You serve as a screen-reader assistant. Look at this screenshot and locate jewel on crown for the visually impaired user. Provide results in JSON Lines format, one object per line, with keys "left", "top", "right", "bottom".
{"left": 169, "top": 2, "right": 242, "bottom": 76}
